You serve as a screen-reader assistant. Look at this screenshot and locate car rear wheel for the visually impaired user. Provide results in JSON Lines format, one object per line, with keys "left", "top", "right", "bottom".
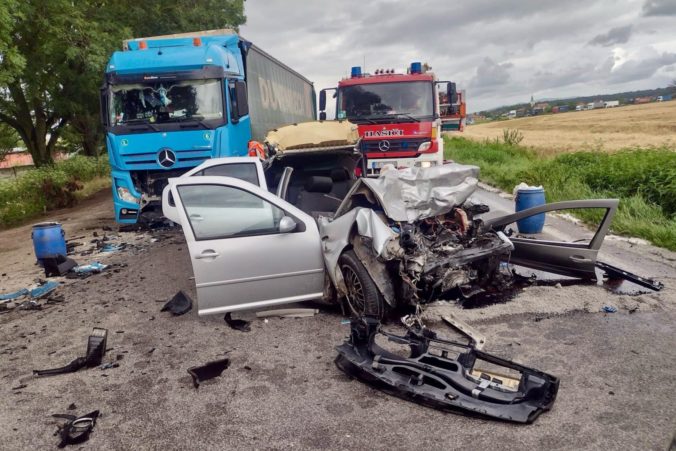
{"left": 339, "top": 250, "right": 385, "bottom": 319}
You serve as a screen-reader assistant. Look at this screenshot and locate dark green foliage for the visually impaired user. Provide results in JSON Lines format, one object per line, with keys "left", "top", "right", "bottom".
{"left": 445, "top": 137, "right": 676, "bottom": 250}
{"left": 0, "top": 156, "right": 109, "bottom": 226}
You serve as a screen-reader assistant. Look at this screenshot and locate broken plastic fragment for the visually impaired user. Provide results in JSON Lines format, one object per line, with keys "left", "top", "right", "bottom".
{"left": 224, "top": 312, "right": 250, "bottom": 332}
{"left": 30, "top": 281, "right": 60, "bottom": 299}
{"left": 73, "top": 262, "right": 108, "bottom": 274}
{"left": 601, "top": 305, "right": 617, "bottom": 313}
{"left": 34, "top": 328, "right": 108, "bottom": 377}
{"left": 52, "top": 410, "right": 100, "bottom": 448}
{"left": 187, "top": 358, "right": 230, "bottom": 388}
{"left": 0, "top": 288, "right": 30, "bottom": 302}
{"left": 42, "top": 254, "right": 78, "bottom": 277}
{"left": 161, "top": 291, "right": 193, "bottom": 316}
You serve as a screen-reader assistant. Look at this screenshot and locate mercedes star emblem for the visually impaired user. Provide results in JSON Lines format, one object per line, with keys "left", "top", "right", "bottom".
{"left": 378, "top": 140, "right": 391, "bottom": 152}
{"left": 157, "top": 148, "right": 176, "bottom": 168}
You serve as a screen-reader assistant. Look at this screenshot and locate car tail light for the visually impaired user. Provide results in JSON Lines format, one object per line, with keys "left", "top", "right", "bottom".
{"left": 354, "top": 167, "right": 363, "bottom": 177}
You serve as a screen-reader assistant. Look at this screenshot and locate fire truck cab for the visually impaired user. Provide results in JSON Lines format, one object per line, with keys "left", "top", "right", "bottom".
{"left": 320, "top": 62, "right": 465, "bottom": 175}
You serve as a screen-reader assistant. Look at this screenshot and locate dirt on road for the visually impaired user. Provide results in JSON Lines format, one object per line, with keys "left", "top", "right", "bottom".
{"left": 1, "top": 190, "right": 675, "bottom": 450}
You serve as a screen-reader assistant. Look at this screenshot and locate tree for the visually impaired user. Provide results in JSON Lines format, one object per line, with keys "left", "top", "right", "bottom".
{"left": 0, "top": 0, "right": 245, "bottom": 166}
{"left": 0, "top": 122, "right": 19, "bottom": 162}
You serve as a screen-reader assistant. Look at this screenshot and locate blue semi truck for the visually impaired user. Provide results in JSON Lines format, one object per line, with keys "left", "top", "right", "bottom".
{"left": 100, "top": 29, "right": 316, "bottom": 223}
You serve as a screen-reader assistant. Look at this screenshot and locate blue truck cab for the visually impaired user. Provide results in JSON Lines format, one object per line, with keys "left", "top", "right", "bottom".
{"left": 100, "top": 30, "right": 315, "bottom": 223}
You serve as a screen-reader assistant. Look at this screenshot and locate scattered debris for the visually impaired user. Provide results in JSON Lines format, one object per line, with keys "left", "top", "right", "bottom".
{"left": 12, "top": 384, "right": 27, "bottom": 390}
{"left": 335, "top": 317, "right": 559, "bottom": 423}
{"left": 601, "top": 306, "right": 617, "bottom": 313}
{"left": 99, "top": 362, "right": 119, "bottom": 370}
{"left": 67, "top": 403, "right": 77, "bottom": 410}
{"left": 187, "top": 358, "right": 230, "bottom": 388}
{"left": 52, "top": 410, "right": 100, "bottom": 448}
{"left": 73, "top": 262, "right": 108, "bottom": 275}
{"left": 17, "top": 300, "right": 42, "bottom": 311}
{"left": 255, "top": 308, "right": 319, "bottom": 319}
{"left": 224, "top": 312, "right": 251, "bottom": 332}
{"left": 1, "top": 281, "right": 60, "bottom": 304}
{"left": 42, "top": 255, "right": 78, "bottom": 277}
{"left": 160, "top": 291, "right": 193, "bottom": 316}
{"left": 34, "top": 328, "right": 108, "bottom": 377}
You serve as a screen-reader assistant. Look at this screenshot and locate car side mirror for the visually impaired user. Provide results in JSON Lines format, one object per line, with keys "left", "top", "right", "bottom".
{"left": 279, "top": 216, "right": 297, "bottom": 233}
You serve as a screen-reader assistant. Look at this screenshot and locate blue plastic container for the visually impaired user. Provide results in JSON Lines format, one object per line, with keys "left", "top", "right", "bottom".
{"left": 32, "top": 222, "right": 66, "bottom": 262}
{"left": 515, "top": 188, "right": 546, "bottom": 233}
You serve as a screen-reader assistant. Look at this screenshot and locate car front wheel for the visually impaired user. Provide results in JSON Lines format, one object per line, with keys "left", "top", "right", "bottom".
{"left": 339, "top": 250, "right": 385, "bottom": 319}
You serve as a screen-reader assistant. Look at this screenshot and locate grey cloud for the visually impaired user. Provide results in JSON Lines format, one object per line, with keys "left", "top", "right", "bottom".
{"left": 241, "top": 0, "right": 676, "bottom": 111}
{"left": 468, "top": 58, "right": 513, "bottom": 95}
{"left": 588, "top": 25, "right": 633, "bottom": 46}
{"left": 608, "top": 52, "right": 676, "bottom": 83}
{"left": 642, "top": 0, "right": 676, "bottom": 16}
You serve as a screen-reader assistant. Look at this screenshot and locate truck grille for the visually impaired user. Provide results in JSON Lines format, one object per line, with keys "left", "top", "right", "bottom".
{"left": 120, "top": 149, "right": 212, "bottom": 169}
{"left": 360, "top": 138, "right": 428, "bottom": 153}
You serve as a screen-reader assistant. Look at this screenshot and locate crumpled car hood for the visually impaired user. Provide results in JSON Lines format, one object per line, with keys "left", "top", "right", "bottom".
{"left": 335, "top": 163, "right": 480, "bottom": 223}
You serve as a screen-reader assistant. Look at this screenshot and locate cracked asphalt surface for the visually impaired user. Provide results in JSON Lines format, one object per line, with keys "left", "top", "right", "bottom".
{"left": 1, "top": 189, "right": 675, "bottom": 450}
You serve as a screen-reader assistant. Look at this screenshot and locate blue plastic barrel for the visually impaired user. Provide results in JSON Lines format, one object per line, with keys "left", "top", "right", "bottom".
{"left": 32, "top": 222, "right": 66, "bottom": 262}
{"left": 515, "top": 188, "right": 546, "bottom": 233}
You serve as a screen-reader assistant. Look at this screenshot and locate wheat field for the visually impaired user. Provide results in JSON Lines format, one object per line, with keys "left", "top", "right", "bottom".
{"left": 464, "top": 100, "right": 676, "bottom": 154}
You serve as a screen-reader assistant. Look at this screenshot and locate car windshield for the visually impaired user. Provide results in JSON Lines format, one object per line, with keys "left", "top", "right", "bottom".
{"left": 337, "top": 81, "right": 433, "bottom": 123}
{"left": 110, "top": 78, "right": 223, "bottom": 126}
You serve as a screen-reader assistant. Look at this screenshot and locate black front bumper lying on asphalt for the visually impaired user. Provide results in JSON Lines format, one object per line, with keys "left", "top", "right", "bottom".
{"left": 335, "top": 317, "right": 559, "bottom": 424}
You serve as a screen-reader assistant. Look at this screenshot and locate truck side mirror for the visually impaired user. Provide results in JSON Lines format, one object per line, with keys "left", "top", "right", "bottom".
{"left": 99, "top": 86, "right": 109, "bottom": 128}
{"left": 319, "top": 89, "right": 326, "bottom": 111}
{"left": 448, "top": 82, "right": 458, "bottom": 104}
{"left": 319, "top": 111, "right": 326, "bottom": 121}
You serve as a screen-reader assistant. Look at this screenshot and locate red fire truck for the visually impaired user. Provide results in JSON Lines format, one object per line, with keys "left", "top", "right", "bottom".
{"left": 319, "top": 62, "right": 465, "bottom": 174}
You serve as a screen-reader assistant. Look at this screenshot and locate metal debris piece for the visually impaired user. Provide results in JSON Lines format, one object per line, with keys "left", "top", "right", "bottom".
{"left": 596, "top": 261, "right": 664, "bottom": 292}
{"left": 187, "top": 358, "right": 230, "bottom": 388}
{"left": 255, "top": 308, "right": 319, "bottom": 318}
{"left": 224, "top": 312, "right": 251, "bottom": 332}
{"left": 160, "top": 291, "right": 193, "bottom": 316}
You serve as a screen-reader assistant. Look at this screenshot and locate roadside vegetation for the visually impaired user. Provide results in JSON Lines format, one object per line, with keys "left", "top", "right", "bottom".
{"left": 444, "top": 136, "right": 676, "bottom": 251}
{"left": 0, "top": 156, "right": 110, "bottom": 227}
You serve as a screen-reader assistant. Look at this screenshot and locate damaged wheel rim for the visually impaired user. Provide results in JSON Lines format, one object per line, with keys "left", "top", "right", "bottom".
{"left": 342, "top": 264, "right": 366, "bottom": 315}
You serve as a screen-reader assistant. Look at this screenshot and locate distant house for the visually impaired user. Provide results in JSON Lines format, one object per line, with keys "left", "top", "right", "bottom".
{"left": 604, "top": 100, "right": 619, "bottom": 108}
{"left": 532, "top": 102, "right": 549, "bottom": 115}
{"left": 0, "top": 149, "right": 66, "bottom": 169}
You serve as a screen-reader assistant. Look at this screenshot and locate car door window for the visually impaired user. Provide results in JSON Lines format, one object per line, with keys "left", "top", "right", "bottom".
{"left": 177, "top": 184, "right": 284, "bottom": 240}
{"left": 198, "top": 163, "right": 260, "bottom": 185}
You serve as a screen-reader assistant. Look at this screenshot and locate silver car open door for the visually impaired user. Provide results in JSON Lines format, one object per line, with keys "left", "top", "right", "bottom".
{"left": 167, "top": 176, "right": 325, "bottom": 315}
{"left": 485, "top": 199, "right": 619, "bottom": 279}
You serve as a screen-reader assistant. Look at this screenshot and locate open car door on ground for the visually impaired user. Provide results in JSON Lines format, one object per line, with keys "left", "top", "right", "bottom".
{"left": 485, "top": 199, "right": 619, "bottom": 279}
{"left": 166, "top": 176, "right": 325, "bottom": 315}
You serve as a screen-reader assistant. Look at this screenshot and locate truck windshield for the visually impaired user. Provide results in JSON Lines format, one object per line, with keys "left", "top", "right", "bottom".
{"left": 338, "top": 81, "right": 433, "bottom": 123}
{"left": 110, "top": 78, "right": 223, "bottom": 126}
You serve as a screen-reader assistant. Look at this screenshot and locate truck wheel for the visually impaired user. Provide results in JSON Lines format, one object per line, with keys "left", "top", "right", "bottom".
{"left": 339, "top": 250, "right": 385, "bottom": 319}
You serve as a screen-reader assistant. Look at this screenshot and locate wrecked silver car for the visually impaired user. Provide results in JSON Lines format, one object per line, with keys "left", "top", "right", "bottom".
{"left": 162, "top": 121, "right": 623, "bottom": 317}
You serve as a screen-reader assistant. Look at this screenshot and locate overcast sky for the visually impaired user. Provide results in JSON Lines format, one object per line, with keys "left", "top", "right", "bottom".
{"left": 240, "top": 0, "right": 676, "bottom": 112}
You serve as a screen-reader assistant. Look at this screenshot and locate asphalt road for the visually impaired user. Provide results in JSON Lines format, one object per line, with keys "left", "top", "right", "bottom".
{"left": 0, "top": 188, "right": 675, "bottom": 450}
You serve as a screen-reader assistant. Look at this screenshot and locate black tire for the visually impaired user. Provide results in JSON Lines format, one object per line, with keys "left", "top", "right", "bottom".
{"left": 339, "top": 250, "right": 385, "bottom": 319}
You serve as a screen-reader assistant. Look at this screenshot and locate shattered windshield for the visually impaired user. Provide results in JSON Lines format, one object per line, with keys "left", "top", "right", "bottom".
{"left": 337, "top": 81, "right": 433, "bottom": 123}
{"left": 110, "top": 79, "right": 223, "bottom": 126}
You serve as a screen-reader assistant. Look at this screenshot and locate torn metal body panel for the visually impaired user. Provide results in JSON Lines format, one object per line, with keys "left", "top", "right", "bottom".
{"left": 335, "top": 317, "right": 559, "bottom": 423}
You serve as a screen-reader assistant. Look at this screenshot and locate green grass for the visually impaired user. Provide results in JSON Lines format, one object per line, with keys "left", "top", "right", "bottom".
{"left": 0, "top": 156, "right": 110, "bottom": 227}
{"left": 444, "top": 136, "right": 676, "bottom": 251}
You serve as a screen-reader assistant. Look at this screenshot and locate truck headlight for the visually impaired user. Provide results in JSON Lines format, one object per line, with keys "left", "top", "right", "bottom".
{"left": 418, "top": 141, "right": 432, "bottom": 152}
{"left": 420, "top": 161, "right": 432, "bottom": 168}
{"left": 117, "top": 187, "right": 140, "bottom": 204}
